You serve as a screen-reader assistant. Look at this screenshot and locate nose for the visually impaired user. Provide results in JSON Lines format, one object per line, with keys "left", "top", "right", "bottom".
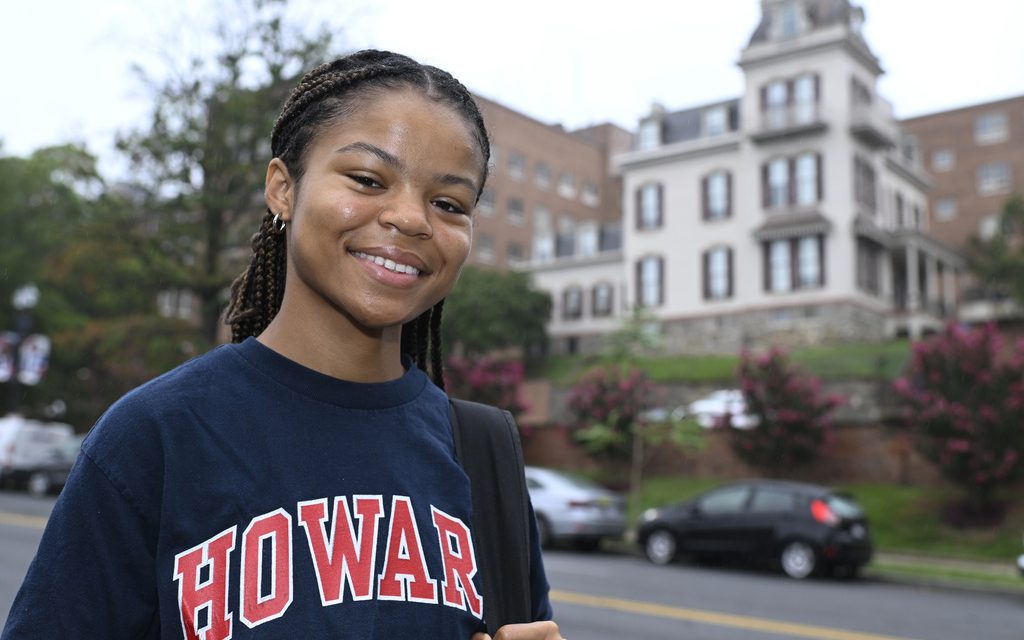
{"left": 378, "top": 191, "right": 432, "bottom": 238}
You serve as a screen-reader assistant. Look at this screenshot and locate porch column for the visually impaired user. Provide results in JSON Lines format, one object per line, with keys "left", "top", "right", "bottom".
{"left": 925, "top": 253, "right": 940, "bottom": 314}
{"left": 905, "top": 242, "right": 921, "bottom": 311}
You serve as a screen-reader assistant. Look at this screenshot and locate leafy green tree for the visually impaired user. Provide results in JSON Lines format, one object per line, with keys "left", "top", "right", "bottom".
{"left": 115, "top": 0, "right": 335, "bottom": 342}
{"left": 442, "top": 266, "right": 551, "bottom": 356}
{"left": 967, "top": 194, "right": 1024, "bottom": 303}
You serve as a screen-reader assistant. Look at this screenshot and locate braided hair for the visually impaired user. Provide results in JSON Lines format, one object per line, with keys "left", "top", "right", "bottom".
{"left": 224, "top": 50, "right": 490, "bottom": 389}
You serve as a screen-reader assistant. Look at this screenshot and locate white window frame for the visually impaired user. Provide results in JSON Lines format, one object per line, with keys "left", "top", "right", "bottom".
{"left": 977, "top": 162, "right": 1011, "bottom": 196}
{"left": 707, "top": 171, "right": 728, "bottom": 219}
{"left": 639, "top": 183, "right": 661, "bottom": 229}
{"left": 640, "top": 256, "right": 662, "bottom": 308}
{"left": 931, "top": 149, "right": 955, "bottom": 172}
{"left": 708, "top": 247, "right": 730, "bottom": 299}
{"left": 705, "top": 107, "right": 727, "bottom": 136}
{"left": 793, "top": 74, "right": 816, "bottom": 124}
{"left": 770, "top": 240, "right": 791, "bottom": 292}
{"left": 797, "top": 236, "right": 820, "bottom": 288}
{"left": 638, "top": 119, "right": 660, "bottom": 150}
{"left": 975, "top": 112, "right": 1009, "bottom": 145}
{"left": 795, "top": 152, "right": 817, "bottom": 205}
{"left": 769, "top": 158, "right": 789, "bottom": 208}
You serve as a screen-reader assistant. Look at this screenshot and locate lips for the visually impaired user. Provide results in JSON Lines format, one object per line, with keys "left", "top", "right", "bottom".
{"left": 350, "top": 249, "right": 427, "bottom": 276}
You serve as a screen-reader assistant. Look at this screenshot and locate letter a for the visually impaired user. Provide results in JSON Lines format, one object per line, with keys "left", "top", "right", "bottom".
{"left": 173, "top": 526, "right": 236, "bottom": 640}
{"left": 378, "top": 496, "right": 438, "bottom": 603}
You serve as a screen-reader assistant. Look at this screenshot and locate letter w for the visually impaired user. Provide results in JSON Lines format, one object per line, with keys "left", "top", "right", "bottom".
{"left": 297, "top": 496, "right": 384, "bottom": 605}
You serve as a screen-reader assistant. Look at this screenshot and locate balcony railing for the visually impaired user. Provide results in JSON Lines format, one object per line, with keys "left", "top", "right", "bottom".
{"left": 750, "top": 104, "right": 827, "bottom": 143}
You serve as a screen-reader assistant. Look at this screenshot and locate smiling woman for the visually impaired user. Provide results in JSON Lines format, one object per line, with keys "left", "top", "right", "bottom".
{"left": 2, "top": 50, "right": 561, "bottom": 640}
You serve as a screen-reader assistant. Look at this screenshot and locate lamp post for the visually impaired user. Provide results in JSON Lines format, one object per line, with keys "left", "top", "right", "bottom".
{"left": 6, "top": 284, "right": 40, "bottom": 416}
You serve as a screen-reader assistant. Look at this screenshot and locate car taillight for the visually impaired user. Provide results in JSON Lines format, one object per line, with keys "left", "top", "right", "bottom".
{"left": 811, "top": 499, "right": 840, "bottom": 526}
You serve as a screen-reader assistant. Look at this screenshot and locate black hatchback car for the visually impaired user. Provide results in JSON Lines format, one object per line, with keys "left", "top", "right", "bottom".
{"left": 636, "top": 479, "right": 872, "bottom": 579}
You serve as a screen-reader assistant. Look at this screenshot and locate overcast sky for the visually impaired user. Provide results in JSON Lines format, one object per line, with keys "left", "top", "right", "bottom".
{"left": 2, "top": 0, "right": 1022, "bottom": 175}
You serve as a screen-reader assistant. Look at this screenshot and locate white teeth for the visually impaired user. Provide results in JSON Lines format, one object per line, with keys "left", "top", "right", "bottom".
{"left": 353, "top": 251, "right": 420, "bottom": 276}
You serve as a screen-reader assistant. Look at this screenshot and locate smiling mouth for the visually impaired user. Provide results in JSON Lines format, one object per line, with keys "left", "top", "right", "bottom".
{"left": 351, "top": 251, "right": 422, "bottom": 276}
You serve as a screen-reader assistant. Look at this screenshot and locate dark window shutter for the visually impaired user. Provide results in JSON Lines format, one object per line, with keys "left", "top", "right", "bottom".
{"left": 726, "top": 172, "right": 733, "bottom": 218}
{"left": 816, "top": 153, "right": 824, "bottom": 202}
{"left": 701, "top": 176, "right": 709, "bottom": 220}
{"left": 818, "top": 235, "right": 826, "bottom": 286}
{"left": 657, "top": 184, "right": 664, "bottom": 228}
{"left": 814, "top": 73, "right": 821, "bottom": 101}
{"left": 702, "top": 251, "right": 710, "bottom": 299}
{"left": 658, "top": 256, "right": 665, "bottom": 305}
{"left": 727, "top": 248, "right": 734, "bottom": 298}
{"left": 761, "top": 164, "right": 770, "bottom": 208}
{"left": 635, "top": 260, "right": 643, "bottom": 307}
{"left": 788, "top": 157, "right": 797, "bottom": 206}
{"left": 790, "top": 239, "right": 799, "bottom": 290}
{"left": 760, "top": 85, "right": 767, "bottom": 111}
{"left": 786, "top": 79, "right": 795, "bottom": 105}
{"left": 762, "top": 243, "right": 771, "bottom": 292}
{"left": 635, "top": 187, "right": 642, "bottom": 229}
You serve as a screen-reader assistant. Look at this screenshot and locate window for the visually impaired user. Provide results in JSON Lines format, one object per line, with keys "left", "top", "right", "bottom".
{"left": 507, "top": 152, "right": 525, "bottom": 180}
{"left": 637, "top": 183, "right": 663, "bottom": 229}
{"left": 578, "top": 223, "right": 598, "bottom": 257}
{"left": 793, "top": 73, "right": 817, "bottom": 124}
{"left": 750, "top": 488, "right": 797, "bottom": 512}
{"left": 703, "top": 171, "right": 731, "bottom": 220}
{"left": 638, "top": 119, "right": 661, "bottom": 150}
{"left": 764, "top": 80, "right": 788, "bottom": 128}
{"left": 477, "top": 189, "right": 496, "bottom": 215}
{"left": 558, "top": 172, "right": 576, "bottom": 198}
{"left": 703, "top": 246, "right": 732, "bottom": 300}
{"left": 562, "top": 287, "right": 583, "bottom": 320}
{"left": 977, "top": 162, "right": 1012, "bottom": 196}
{"left": 769, "top": 240, "right": 791, "bottom": 292}
{"left": 767, "top": 158, "right": 789, "bottom": 208}
{"left": 935, "top": 198, "right": 957, "bottom": 221}
{"left": 854, "top": 155, "right": 876, "bottom": 212}
{"left": 581, "top": 181, "right": 600, "bottom": 207}
{"left": 506, "top": 242, "right": 524, "bottom": 264}
{"left": 979, "top": 214, "right": 1000, "bottom": 240}
{"left": 535, "top": 163, "right": 551, "bottom": 189}
{"left": 592, "top": 283, "right": 614, "bottom": 317}
{"left": 778, "top": 2, "right": 801, "bottom": 38}
{"left": 931, "top": 149, "right": 955, "bottom": 172}
{"left": 705, "top": 107, "right": 727, "bottom": 136}
{"left": 797, "top": 236, "right": 821, "bottom": 288}
{"left": 636, "top": 256, "right": 664, "bottom": 308}
{"left": 507, "top": 197, "right": 525, "bottom": 225}
{"left": 556, "top": 215, "right": 575, "bottom": 258}
{"left": 476, "top": 233, "right": 495, "bottom": 263}
{"left": 795, "top": 152, "right": 818, "bottom": 205}
{"left": 533, "top": 233, "right": 554, "bottom": 263}
{"left": 699, "top": 486, "right": 750, "bottom": 515}
{"left": 975, "top": 112, "right": 1009, "bottom": 145}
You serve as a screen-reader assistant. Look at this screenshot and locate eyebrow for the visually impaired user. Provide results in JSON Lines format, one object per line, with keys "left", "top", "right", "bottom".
{"left": 335, "top": 141, "right": 480, "bottom": 195}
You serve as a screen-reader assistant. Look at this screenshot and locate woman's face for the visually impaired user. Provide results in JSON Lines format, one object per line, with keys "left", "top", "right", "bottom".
{"left": 270, "top": 88, "right": 484, "bottom": 335}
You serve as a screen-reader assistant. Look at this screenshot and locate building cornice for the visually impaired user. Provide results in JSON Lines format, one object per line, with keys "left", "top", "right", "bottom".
{"left": 615, "top": 135, "right": 742, "bottom": 171}
{"left": 738, "top": 28, "right": 883, "bottom": 76}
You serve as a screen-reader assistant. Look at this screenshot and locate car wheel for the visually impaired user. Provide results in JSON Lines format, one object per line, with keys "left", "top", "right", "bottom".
{"left": 536, "top": 516, "right": 552, "bottom": 548}
{"left": 645, "top": 530, "right": 677, "bottom": 565}
{"left": 779, "top": 540, "right": 817, "bottom": 579}
{"left": 27, "top": 472, "right": 50, "bottom": 498}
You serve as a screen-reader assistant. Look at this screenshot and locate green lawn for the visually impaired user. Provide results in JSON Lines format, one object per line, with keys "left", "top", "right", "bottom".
{"left": 531, "top": 340, "right": 912, "bottom": 385}
{"left": 628, "top": 475, "right": 1023, "bottom": 563}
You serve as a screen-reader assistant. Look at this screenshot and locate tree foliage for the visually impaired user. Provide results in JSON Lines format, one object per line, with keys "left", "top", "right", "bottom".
{"left": 442, "top": 266, "right": 551, "bottom": 357}
{"left": 967, "top": 194, "right": 1024, "bottom": 303}
{"left": 443, "top": 355, "right": 528, "bottom": 417}
{"left": 893, "top": 322, "right": 1024, "bottom": 515}
{"left": 731, "top": 347, "right": 843, "bottom": 476}
{"left": 115, "top": 0, "right": 336, "bottom": 342}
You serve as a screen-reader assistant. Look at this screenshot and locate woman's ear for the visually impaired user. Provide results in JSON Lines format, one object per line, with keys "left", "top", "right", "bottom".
{"left": 265, "top": 158, "right": 294, "bottom": 220}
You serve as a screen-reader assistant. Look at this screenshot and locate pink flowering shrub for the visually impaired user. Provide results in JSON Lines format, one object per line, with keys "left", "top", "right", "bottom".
{"left": 566, "top": 365, "right": 655, "bottom": 459}
{"left": 893, "top": 322, "right": 1024, "bottom": 512}
{"left": 444, "top": 356, "right": 528, "bottom": 417}
{"left": 730, "top": 347, "right": 844, "bottom": 475}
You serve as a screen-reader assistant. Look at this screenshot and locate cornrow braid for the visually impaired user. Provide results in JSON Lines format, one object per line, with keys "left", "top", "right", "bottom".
{"left": 225, "top": 49, "right": 489, "bottom": 388}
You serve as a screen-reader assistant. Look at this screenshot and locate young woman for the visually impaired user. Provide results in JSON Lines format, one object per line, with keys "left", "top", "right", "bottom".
{"left": 3, "top": 50, "right": 560, "bottom": 640}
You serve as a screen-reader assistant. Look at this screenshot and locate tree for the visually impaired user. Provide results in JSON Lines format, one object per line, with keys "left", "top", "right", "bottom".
{"left": 893, "top": 322, "right": 1024, "bottom": 521}
{"left": 441, "top": 266, "right": 551, "bottom": 357}
{"left": 115, "top": 0, "right": 336, "bottom": 343}
{"left": 730, "top": 347, "right": 843, "bottom": 476}
{"left": 967, "top": 194, "right": 1024, "bottom": 304}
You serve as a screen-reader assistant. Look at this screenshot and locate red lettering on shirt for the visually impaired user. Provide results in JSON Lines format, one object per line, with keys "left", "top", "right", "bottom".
{"left": 431, "top": 506, "right": 483, "bottom": 619}
{"left": 239, "top": 509, "right": 293, "bottom": 628}
{"left": 173, "top": 526, "right": 236, "bottom": 640}
{"left": 297, "top": 495, "right": 384, "bottom": 605}
{"left": 377, "top": 496, "right": 438, "bottom": 604}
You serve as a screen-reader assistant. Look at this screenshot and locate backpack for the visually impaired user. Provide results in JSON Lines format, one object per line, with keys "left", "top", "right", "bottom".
{"left": 448, "top": 398, "right": 533, "bottom": 636}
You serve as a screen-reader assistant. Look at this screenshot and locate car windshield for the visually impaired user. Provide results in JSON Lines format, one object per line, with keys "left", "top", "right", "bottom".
{"left": 827, "top": 494, "right": 865, "bottom": 518}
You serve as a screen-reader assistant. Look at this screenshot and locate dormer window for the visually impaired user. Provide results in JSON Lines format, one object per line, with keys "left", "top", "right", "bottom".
{"left": 705, "top": 107, "right": 727, "bottom": 137}
{"left": 778, "top": 2, "right": 801, "bottom": 38}
{"left": 638, "top": 119, "right": 661, "bottom": 150}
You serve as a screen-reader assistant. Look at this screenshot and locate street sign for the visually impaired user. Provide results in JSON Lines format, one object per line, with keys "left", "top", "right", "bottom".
{"left": 16, "top": 334, "right": 50, "bottom": 386}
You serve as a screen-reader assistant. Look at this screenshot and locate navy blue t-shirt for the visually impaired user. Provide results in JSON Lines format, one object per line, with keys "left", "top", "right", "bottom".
{"left": 2, "top": 338, "right": 551, "bottom": 639}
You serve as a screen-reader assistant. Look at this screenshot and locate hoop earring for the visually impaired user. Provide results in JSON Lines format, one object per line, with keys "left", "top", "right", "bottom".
{"left": 272, "top": 213, "right": 287, "bottom": 234}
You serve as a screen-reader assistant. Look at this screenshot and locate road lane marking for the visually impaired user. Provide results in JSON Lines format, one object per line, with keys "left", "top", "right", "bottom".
{"left": 551, "top": 589, "right": 920, "bottom": 640}
{"left": 0, "top": 512, "right": 48, "bottom": 529}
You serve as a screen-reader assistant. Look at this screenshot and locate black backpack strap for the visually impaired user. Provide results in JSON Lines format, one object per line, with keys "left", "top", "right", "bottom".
{"left": 448, "top": 398, "right": 532, "bottom": 635}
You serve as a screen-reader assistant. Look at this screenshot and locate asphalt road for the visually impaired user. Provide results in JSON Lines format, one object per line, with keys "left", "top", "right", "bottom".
{"left": 1, "top": 491, "right": 1021, "bottom": 638}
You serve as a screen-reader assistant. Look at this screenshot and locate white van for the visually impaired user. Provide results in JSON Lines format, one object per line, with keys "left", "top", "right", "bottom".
{"left": 0, "top": 415, "right": 75, "bottom": 489}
